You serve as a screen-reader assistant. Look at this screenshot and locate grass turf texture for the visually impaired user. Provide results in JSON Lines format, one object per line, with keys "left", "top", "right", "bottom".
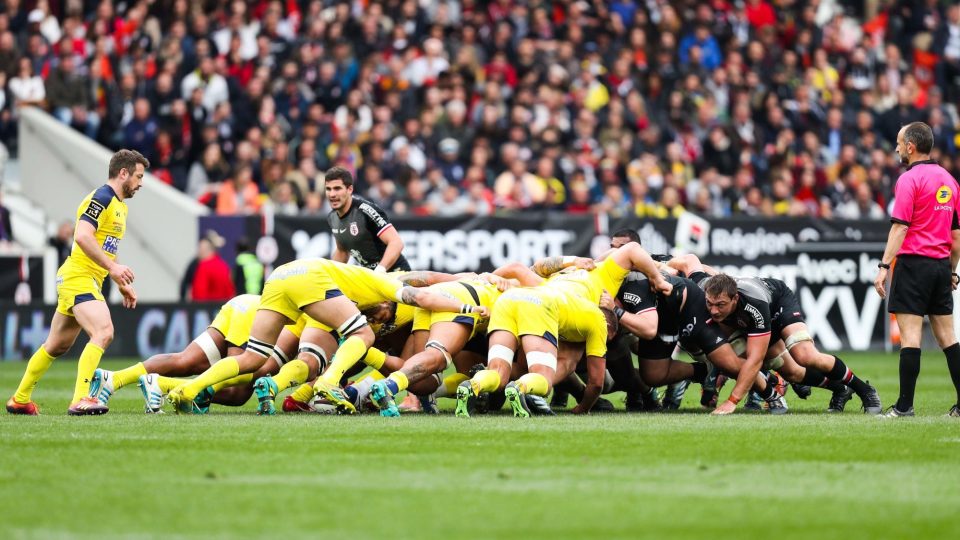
{"left": 1, "top": 353, "right": 958, "bottom": 540}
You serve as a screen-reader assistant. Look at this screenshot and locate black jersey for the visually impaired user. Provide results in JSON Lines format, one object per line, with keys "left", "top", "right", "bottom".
{"left": 327, "top": 195, "right": 410, "bottom": 271}
{"left": 617, "top": 273, "right": 686, "bottom": 341}
{"left": 722, "top": 277, "right": 783, "bottom": 337}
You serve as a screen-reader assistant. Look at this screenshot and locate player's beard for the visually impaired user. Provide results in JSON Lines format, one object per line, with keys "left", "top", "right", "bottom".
{"left": 122, "top": 180, "right": 139, "bottom": 199}
{"left": 899, "top": 151, "right": 909, "bottom": 165}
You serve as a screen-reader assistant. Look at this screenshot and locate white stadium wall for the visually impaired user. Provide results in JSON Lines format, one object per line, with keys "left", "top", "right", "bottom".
{"left": 18, "top": 108, "right": 206, "bottom": 301}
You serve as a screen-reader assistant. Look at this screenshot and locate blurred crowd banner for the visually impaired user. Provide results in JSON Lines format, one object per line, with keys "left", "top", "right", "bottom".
{"left": 0, "top": 303, "right": 222, "bottom": 361}
{"left": 0, "top": 216, "right": 893, "bottom": 358}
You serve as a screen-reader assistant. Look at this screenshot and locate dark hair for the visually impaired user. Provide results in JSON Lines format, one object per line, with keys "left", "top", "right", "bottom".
{"left": 600, "top": 307, "right": 619, "bottom": 338}
{"left": 611, "top": 228, "right": 641, "bottom": 244}
{"left": 704, "top": 274, "right": 738, "bottom": 298}
{"left": 108, "top": 149, "right": 150, "bottom": 179}
{"left": 236, "top": 236, "right": 251, "bottom": 252}
{"left": 325, "top": 166, "right": 354, "bottom": 187}
{"left": 903, "top": 122, "right": 934, "bottom": 154}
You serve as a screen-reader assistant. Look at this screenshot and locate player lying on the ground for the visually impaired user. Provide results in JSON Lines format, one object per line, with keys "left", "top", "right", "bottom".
{"left": 164, "top": 259, "right": 489, "bottom": 414}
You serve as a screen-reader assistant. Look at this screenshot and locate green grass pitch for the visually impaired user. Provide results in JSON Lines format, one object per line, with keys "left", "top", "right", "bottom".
{"left": 1, "top": 353, "right": 959, "bottom": 540}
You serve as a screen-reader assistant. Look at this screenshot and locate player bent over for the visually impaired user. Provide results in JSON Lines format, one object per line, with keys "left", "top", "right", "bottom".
{"left": 704, "top": 274, "right": 881, "bottom": 415}
{"left": 368, "top": 273, "right": 514, "bottom": 416}
{"left": 7, "top": 150, "right": 147, "bottom": 416}
{"left": 165, "top": 259, "right": 487, "bottom": 414}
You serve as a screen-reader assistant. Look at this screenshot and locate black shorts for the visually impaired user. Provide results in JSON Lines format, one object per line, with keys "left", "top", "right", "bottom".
{"left": 888, "top": 255, "right": 954, "bottom": 316}
{"left": 769, "top": 287, "right": 805, "bottom": 342}
{"left": 635, "top": 335, "right": 677, "bottom": 360}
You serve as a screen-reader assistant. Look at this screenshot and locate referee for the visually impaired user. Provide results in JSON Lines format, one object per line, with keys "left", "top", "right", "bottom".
{"left": 324, "top": 166, "right": 410, "bottom": 272}
{"left": 874, "top": 122, "right": 960, "bottom": 417}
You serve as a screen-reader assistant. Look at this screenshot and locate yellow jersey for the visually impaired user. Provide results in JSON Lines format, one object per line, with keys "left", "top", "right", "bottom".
{"left": 64, "top": 184, "right": 128, "bottom": 281}
{"left": 543, "top": 257, "right": 629, "bottom": 303}
{"left": 557, "top": 292, "right": 608, "bottom": 358}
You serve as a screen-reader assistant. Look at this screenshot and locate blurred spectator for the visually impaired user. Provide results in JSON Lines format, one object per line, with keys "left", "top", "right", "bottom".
{"left": 45, "top": 55, "right": 99, "bottom": 138}
{"left": 48, "top": 220, "right": 73, "bottom": 265}
{"left": 233, "top": 237, "right": 264, "bottom": 295}
{"left": 216, "top": 164, "right": 262, "bottom": 215}
{"left": 180, "top": 232, "right": 236, "bottom": 302}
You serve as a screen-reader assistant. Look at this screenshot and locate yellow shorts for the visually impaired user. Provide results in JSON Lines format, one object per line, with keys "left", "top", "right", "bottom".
{"left": 209, "top": 294, "right": 260, "bottom": 346}
{"left": 411, "top": 282, "right": 487, "bottom": 339}
{"left": 55, "top": 265, "right": 105, "bottom": 317}
{"left": 488, "top": 287, "right": 559, "bottom": 346}
{"left": 304, "top": 314, "right": 334, "bottom": 334}
{"left": 260, "top": 263, "right": 342, "bottom": 322}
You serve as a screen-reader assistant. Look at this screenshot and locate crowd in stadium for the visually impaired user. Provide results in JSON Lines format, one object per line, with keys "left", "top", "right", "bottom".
{"left": 0, "top": 0, "right": 957, "bottom": 219}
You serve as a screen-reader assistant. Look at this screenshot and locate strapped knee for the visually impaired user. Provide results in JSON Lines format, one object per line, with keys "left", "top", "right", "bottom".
{"left": 488, "top": 344, "right": 515, "bottom": 366}
{"left": 270, "top": 346, "right": 290, "bottom": 367}
{"left": 337, "top": 313, "right": 369, "bottom": 339}
{"left": 425, "top": 340, "right": 453, "bottom": 367}
{"left": 298, "top": 343, "right": 329, "bottom": 372}
{"left": 765, "top": 350, "right": 787, "bottom": 371}
{"left": 245, "top": 337, "right": 273, "bottom": 358}
{"left": 526, "top": 351, "right": 558, "bottom": 370}
{"left": 193, "top": 332, "right": 222, "bottom": 364}
{"left": 784, "top": 330, "right": 813, "bottom": 351}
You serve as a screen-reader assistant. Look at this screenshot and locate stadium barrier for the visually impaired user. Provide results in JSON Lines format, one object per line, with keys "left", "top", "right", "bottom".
{"left": 203, "top": 214, "right": 891, "bottom": 352}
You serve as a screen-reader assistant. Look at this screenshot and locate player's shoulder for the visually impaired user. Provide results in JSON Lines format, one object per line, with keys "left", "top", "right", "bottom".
{"left": 89, "top": 184, "right": 119, "bottom": 206}
{"left": 355, "top": 196, "right": 389, "bottom": 219}
{"left": 736, "top": 277, "right": 772, "bottom": 303}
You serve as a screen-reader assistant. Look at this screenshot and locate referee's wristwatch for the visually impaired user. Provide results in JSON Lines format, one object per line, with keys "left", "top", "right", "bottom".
{"left": 877, "top": 262, "right": 891, "bottom": 270}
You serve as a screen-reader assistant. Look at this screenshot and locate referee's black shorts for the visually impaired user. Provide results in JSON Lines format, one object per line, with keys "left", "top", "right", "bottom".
{"left": 888, "top": 255, "right": 954, "bottom": 316}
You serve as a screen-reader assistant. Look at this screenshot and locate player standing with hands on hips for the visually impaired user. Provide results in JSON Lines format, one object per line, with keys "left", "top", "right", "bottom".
{"left": 7, "top": 149, "right": 148, "bottom": 415}
{"left": 875, "top": 122, "right": 960, "bottom": 418}
{"left": 325, "top": 166, "right": 410, "bottom": 272}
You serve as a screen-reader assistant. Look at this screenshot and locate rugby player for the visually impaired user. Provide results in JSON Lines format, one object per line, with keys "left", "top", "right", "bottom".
{"left": 166, "top": 260, "right": 487, "bottom": 414}
{"left": 7, "top": 150, "right": 147, "bottom": 416}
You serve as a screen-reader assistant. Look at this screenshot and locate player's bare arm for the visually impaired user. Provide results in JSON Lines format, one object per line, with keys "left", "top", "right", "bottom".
{"left": 376, "top": 225, "right": 404, "bottom": 272}
{"left": 74, "top": 220, "right": 134, "bottom": 285}
{"left": 874, "top": 222, "right": 908, "bottom": 298}
{"left": 571, "top": 355, "right": 606, "bottom": 414}
{"left": 531, "top": 255, "right": 595, "bottom": 277}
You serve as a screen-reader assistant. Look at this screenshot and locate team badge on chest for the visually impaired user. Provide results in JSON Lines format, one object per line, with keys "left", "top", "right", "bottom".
{"left": 350, "top": 223, "right": 359, "bottom": 236}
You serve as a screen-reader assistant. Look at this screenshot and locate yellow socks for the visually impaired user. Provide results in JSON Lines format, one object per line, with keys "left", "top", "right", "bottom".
{"left": 472, "top": 369, "right": 501, "bottom": 394}
{"left": 273, "top": 360, "right": 309, "bottom": 390}
{"left": 212, "top": 373, "right": 253, "bottom": 393}
{"left": 363, "top": 347, "right": 386, "bottom": 370}
{"left": 289, "top": 383, "right": 315, "bottom": 403}
{"left": 517, "top": 373, "right": 550, "bottom": 396}
{"left": 320, "top": 335, "right": 368, "bottom": 384}
{"left": 113, "top": 362, "right": 147, "bottom": 390}
{"left": 387, "top": 371, "right": 409, "bottom": 393}
{"left": 179, "top": 358, "right": 240, "bottom": 400}
{"left": 437, "top": 373, "right": 469, "bottom": 398}
{"left": 156, "top": 376, "right": 186, "bottom": 393}
{"left": 13, "top": 346, "right": 56, "bottom": 403}
{"left": 73, "top": 343, "right": 104, "bottom": 403}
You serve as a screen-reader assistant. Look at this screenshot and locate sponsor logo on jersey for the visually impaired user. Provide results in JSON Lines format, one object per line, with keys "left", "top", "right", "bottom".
{"left": 937, "top": 185, "right": 953, "bottom": 204}
{"left": 102, "top": 235, "right": 120, "bottom": 255}
{"left": 743, "top": 303, "right": 765, "bottom": 328}
{"left": 622, "top": 292, "right": 641, "bottom": 305}
{"left": 83, "top": 200, "right": 106, "bottom": 220}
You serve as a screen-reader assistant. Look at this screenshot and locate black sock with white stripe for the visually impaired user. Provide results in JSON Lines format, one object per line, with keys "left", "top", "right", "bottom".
{"left": 827, "top": 356, "right": 870, "bottom": 396}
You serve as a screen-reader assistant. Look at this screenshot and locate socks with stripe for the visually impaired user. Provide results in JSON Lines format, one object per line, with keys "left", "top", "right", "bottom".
{"left": 828, "top": 356, "right": 870, "bottom": 396}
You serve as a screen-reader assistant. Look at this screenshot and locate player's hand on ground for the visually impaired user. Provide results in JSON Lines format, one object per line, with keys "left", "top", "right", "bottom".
{"left": 711, "top": 400, "right": 737, "bottom": 415}
{"left": 599, "top": 291, "right": 616, "bottom": 311}
{"left": 119, "top": 283, "right": 137, "bottom": 309}
{"left": 570, "top": 405, "right": 589, "bottom": 415}
{"left": 109, "top": 263, "right": 135, "bottom": 286}
{"left": 573, "top": 257, "right": 596, "bottom": 271}
{"left": 873, "top": 269, "right": 887, "bottom": 298}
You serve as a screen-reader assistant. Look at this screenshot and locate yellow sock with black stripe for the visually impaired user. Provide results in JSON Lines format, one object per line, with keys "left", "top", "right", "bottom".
{"left": 212, "top": 373, "right": 253, "bottom": 393}
{"left": 290, "top": 383, "right": 315, "bottom": 403}
{"left": 320, "top": 336, "right": 368, "bottom": 384}
{"left": 14, "top": 346, "right": 56, "bottom": 403}
{"left": 180, "top": 358, "right": 240, "bottom": 400}
{"left": 386, "top": 371, "right": 409, "bottom": 394}
{"left": 273, "top": 359, "right": 309, "bottom": 390}
{"left": 362, "top": 347, "right": 387, "bottom": 370}
{"left": 436, "top": 373, "right": 469, "bottom": 398}
{"left": 472, "top": 370, "right": 501, "bottom": 395}
{"left": 73, "top": 343, "right": 104, "bottom": 403}
{"left": 113, "top": 362, "right": 147, "bottom": 390}
{"left": 516, "top": 373, "right": 550, "bottom": 396}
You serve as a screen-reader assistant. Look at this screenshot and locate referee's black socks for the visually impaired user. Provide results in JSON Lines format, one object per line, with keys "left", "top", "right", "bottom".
{"left": 897, "top": 347, "right": 922, "bottom": 411}
{"left": 943, "top": 343, "right": 960, "bottom": 406}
